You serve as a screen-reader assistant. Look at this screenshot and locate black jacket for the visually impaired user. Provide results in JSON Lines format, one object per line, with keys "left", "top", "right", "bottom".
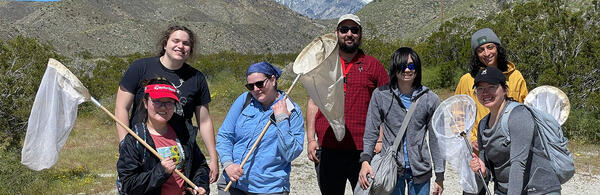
{"left": 117, "top": 119, "right": 210, "bottom": 194}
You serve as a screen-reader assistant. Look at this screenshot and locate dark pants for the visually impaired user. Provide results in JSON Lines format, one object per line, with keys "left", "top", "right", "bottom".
{"left": 315, "top": 148, "right": 362, "bottom": 195}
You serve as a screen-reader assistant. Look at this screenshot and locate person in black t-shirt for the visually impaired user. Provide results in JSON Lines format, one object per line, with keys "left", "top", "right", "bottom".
{"left": 115, "top": 25, "right": 219, "bottom": 184}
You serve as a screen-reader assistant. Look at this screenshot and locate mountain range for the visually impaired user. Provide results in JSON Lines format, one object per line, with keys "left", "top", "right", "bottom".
{"left": 274, "top": 0, "right": 371, "bottom": 19}
{"left": 357, "top": 0, "right": 502, "bottom": 41}
{"left": 0, "top": 0, "right": 328, "bottom": 56}
{"left": 0, "top": 0, "right": 515, "bottom": 57}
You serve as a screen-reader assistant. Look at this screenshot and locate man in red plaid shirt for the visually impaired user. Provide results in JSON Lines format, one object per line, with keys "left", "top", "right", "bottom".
{"left": 306, "top": 14, "right": 389, "bottom": 195}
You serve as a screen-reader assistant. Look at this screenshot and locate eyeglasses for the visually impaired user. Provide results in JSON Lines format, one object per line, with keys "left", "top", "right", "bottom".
{"left": 400, "top": 63, "right": 415, "bottom": 71}
{"left": 338, "top": 26, "right": 360, "bottom": 34}
{"left": 245, "top": 78, "right": 268, "bottom": 91}
{"left": 151, "top": 100, "right": 176, "bottom": 108}
{"left": 474, "top": 84, "right": 499, "bottom": 95}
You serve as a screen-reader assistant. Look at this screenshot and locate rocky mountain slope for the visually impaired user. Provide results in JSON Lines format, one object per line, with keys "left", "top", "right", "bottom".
{"left": 274, "top": 0, "right": 371, "bottom": 19}
{"left": 0, "top": 0, "right": 328, "bottom": 56}
{"left": 357, "top": 0, "right": 502, "bottom": 41}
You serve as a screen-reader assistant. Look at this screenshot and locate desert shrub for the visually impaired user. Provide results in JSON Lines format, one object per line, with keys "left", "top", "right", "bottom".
{"left": 0, "top": 36, "right": 64, "bottom": 150}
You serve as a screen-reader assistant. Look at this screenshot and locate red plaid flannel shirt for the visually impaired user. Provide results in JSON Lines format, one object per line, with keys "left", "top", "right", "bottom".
{"left": 315, "top": 50, "right": 389, "bottom": 150}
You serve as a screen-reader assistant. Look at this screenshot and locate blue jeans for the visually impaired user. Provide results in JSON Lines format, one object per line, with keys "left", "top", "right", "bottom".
{"left": 391, "top": 168, "right": 430, "bottom": 195}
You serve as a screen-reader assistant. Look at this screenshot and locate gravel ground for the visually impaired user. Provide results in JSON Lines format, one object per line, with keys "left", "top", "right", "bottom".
{"left": 103, "top": 138, "right": 599, "bottom": 194}
{"left": 205, "top": 138, "right": 600, "bottom": 195}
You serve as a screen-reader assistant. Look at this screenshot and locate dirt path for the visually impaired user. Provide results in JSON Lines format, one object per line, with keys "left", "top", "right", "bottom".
{"left": 205, "top": 138, "right": 600, "bottom": 195}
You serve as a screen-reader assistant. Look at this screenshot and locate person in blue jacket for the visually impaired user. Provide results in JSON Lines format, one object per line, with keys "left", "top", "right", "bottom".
{"left": 216, "top": 62, "right": 305, "bottom": 195}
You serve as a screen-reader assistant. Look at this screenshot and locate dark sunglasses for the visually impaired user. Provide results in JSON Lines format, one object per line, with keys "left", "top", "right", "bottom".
{"left": 245, "top": 78, "right": 268, "bottom": 91}
{"left": 400, "top": 63, "right": 415, "bottom": 71}
{"left": 338, "top": 26, "right": 360, "bottom": 34}
{"left": 151, "top": 100, "right": 175, "bottom": 108}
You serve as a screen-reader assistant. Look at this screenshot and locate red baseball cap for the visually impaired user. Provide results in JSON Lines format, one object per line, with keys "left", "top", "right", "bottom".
{"left": 144, "top": 84, "right": 179, "bottom": 102}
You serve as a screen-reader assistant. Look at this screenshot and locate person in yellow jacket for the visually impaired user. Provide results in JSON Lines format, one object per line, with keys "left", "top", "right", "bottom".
{"left": 455, "top": 28, "right": 528, "bottom": 155}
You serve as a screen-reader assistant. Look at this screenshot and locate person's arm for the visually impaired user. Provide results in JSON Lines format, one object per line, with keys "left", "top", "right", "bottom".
{"left": 216, "top": 94, "right": 247, "bottom": 182}
{"left": 427, "top": 96, "right": 445, "bottom": 183}
{"left": 306, "top": 98, "right": 320, "bottom": 163}
{"left": 195, "top": 104, "right": 218, "bottom": 184}
{"left": 358, "top": 89, "right": 382, "bottom": 189}
{"left": 115, "top": 86, "right": 134, "bottom": 141}
{"left": 515, "top": 74, "right": 529, "bottom": 103}
{"left": 506, "top": 106, "right": 535, "bottom": 195}
{"left": 190, "top": 138, "right": 210, "bottom": 194}
{"left": 272, "top": 99, "right": 305, "bottom": 162}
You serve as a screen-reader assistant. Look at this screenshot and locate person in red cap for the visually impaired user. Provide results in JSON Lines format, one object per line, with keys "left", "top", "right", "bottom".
{"left": 115, "top": 25, "right": 219, "bottom": 184}
{"left": 117, "top": 77, "right": 210, "bottom": 195}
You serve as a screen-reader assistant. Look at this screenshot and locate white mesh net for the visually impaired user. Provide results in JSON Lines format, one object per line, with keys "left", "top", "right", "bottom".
{"left": 431, "top": 95, "right": 478, "bottom": 193}
{"left": 21, "top": 59, "right": 90, "bottom": 171}
{"left": 293, "top": 33, "right": 346, "bottom": 141}
{"left": 524, "top": 85, "right": 570, "bottom": 125}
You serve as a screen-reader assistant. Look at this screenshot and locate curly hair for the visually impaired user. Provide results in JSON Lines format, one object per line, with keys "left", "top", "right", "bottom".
{"left": 469, "top": 43, "right": 508, "bottom": 77}
{"left": 157, "top": 25, "right": 197, "bottom": 57}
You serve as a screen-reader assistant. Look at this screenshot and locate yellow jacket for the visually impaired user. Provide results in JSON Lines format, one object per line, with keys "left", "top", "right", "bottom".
{"left": 454, "top": 62, "right": 528, "bottom": 142}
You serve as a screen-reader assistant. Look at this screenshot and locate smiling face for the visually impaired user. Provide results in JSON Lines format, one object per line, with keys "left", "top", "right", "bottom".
{"left": 163, "top": 30, "right": 191, "bottom": 62}
{"left": 247, "top": 72, "right": 277, "bottom": 106}
{"left": 396, "top": 55, "right": 416, "bottom": 85}
{"left": 144, "top": 97, "right": 176, "bottom": 124}
{"left": 475, "top": 82, "right": 506, "bottom": 110}
{"left": 476, "top": 43, "right": 498, "bottom": 67}
{"left": 336, "top": 20, "right": 362, "bottom": 53}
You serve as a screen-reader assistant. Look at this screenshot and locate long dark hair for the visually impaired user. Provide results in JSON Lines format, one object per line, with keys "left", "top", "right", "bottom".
{"left": 157, "top": 25, "right": 197, "bottom": 57}
{"left": 469, "top": 43, "right": 508, "bottom": 77}
{"left": 133, "top": 77, "right": 176, "bottom": 124}
{"left": 389, "top": 47, "right": 422, "bottom": 89}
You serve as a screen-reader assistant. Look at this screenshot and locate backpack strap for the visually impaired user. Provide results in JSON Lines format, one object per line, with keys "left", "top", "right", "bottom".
{"left": 242, "top": 92, "right": 252, "bottom": 111}
{"left": 133, "top": 123, "right": 148, "bottom": 164}
{"left": 499, "top": 101, "right": 523, "bottom": 146}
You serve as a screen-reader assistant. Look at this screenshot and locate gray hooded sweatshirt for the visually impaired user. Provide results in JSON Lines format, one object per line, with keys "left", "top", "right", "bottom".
{"left": 360, "top": 85, "right": 445, "bottom": 183}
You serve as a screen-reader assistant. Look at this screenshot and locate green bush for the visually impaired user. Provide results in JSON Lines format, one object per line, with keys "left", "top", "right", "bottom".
{"left": 415, "top": 0, "right": 600, "bottom": 142}
{"left": 0, "top": 36, "right": 64, "bottom": 150}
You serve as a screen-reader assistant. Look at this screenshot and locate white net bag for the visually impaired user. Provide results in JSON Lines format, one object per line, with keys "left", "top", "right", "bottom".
{"left": 431, "top": 95, "right": 479, "bottom": 193}
{"left": 524, "top": 85, "right": 570, "bottom": 125}
{"left": 21, "top": 59, "right": 90, "bottom": 171}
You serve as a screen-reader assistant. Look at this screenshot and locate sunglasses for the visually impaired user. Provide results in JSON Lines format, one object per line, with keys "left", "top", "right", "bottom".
{"left": 400, "top": 63, "right": 415, "bottom": 71}
{"left": 474, "top": 84, "right": 499, "bottom": 95}
{"left": 245, "top": 78, "right": 268, "bottom": 91}
{"left": 151, "top": 100, "right": 175, "bottom": 108}
{"left": 338, "top": 26, "right": 360, "bottom": 34}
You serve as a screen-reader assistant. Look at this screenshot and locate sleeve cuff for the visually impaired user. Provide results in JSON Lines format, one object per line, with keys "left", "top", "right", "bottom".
{"left": 275, "top": 113, "right": 289, "bottom": 123}
{"left": 222, "top": 161, "right": 234, "bottom": 169}
{"left": 435, "top": 172, "right": 444, "bottom": 182}
{"left": 359, "top": 153, "right": 373, "bottom": 163}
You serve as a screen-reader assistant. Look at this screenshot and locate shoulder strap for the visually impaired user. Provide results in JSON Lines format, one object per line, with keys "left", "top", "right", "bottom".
{"left": 133, "top": 123, "right": 148, "bottom": 163}
{"left": 499, "top": 101, "right": 523, "bottom": 144}
{"left": 390, "top": 96, "right": 421, "bottom": 150}
{"left": 242, "top": 92, "right": 252, "bottom": 111}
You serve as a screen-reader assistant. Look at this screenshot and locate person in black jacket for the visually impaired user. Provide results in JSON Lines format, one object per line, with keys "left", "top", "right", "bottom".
{"left": 117, "top": 77, "right": 209, "bottom": 194}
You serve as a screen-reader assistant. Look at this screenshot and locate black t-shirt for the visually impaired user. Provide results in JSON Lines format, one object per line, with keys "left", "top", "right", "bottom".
{"left": 119, "top": 57, "right": 211, "bottom": 125}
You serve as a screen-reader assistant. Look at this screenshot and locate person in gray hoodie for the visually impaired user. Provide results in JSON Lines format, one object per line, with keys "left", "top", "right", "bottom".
{"left": 358, "top": 47, "right": 445, "bottom": 195}
{"left": 469, "top": 67, "right": 561, "bottom": 195}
